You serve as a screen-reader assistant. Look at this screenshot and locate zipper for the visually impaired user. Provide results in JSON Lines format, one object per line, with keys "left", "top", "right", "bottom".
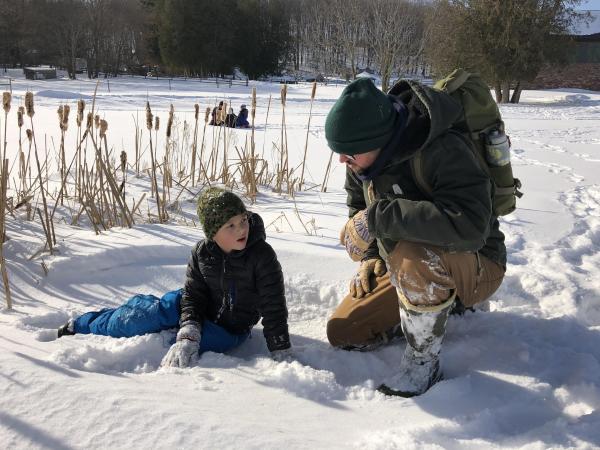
{"left": 216, "top": 257, "right": 228, "bottom": 320}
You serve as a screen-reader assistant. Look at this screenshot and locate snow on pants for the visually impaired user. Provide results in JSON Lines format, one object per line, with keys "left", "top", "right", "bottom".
{"left": 73, "top": 289, "right": 249, "bottom": 354}
{"left": 327, "top": 240, "right": 505, "bottom": 348}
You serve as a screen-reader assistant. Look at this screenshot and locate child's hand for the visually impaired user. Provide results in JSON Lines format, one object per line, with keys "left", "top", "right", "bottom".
{"left": 161, "top": 322, "right": 201, "bottom": 368}
{"left": 271, "top": 348, "right": 294, "bottom": 363}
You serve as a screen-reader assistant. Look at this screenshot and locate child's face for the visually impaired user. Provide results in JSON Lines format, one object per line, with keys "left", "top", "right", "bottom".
{"left": 213, "top": 213, "right": 250, "bottom": 254}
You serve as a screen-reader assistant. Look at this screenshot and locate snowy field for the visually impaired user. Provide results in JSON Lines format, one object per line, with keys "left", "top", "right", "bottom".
{"left": 1, "top": 71, "right": 600, "bottom": 449}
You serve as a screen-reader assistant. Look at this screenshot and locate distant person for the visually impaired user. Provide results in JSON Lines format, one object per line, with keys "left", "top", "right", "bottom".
{"left": 235, "top": 104, "right": 250, "bottom": 128}
{"left": 225, "top": 107, "right": 237, "bottom": 128}
{"left": 210, "top": 101, "right": 224, "bottom": 126}
{"left": 56, "top": 188, "right": 292, "bottom": 367}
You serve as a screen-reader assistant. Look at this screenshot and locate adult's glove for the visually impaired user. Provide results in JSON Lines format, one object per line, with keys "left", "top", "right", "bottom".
{"left": 161, "top": 322, "right": 201, "bottom": 368}
{"left": 340, "top": 210, "right": 374, "bottom": 262}
{"left": 350, "top": 258, "right": 387, "bottom": 298}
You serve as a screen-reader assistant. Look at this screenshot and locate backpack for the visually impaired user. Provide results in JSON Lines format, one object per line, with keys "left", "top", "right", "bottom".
{"left": 410, "top": 68, "right": 523, "bottom": 216}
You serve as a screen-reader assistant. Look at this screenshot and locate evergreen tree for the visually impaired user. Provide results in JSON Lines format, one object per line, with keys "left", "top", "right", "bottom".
{"left": 234, "top": 0, "right": 291, "bottom": 79}
{"left": 426, "top": 0, "right": 588, "bottom": 103}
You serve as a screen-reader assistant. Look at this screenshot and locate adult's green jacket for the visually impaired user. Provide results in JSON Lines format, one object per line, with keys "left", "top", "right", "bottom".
{"left": 344, "top": 80, "right": 506, "bottom": 268}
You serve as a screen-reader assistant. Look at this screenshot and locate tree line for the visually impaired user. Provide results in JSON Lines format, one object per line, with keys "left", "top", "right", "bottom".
{"left": 0, "top": 0, "right": 589, "bottom": 102}
{"left": 0, "top": 0, "right": 150, "bottom": 79}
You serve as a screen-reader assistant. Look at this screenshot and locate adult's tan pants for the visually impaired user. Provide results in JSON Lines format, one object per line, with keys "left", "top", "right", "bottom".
{"left": 327, "top": 240, "right": 505, "bottom": 348}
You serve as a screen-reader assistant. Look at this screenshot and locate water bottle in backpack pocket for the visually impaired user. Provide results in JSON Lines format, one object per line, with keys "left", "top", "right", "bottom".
{"left": 485, "top": 129, "right": 510, "bottom": 166}
{"left": 484, "top": 128, "right": 521, "bottom": 216}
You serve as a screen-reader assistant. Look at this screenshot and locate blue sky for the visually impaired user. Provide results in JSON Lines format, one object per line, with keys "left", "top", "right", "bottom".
{"left": 581, "top": 0, "right": 600, "bottom": 10}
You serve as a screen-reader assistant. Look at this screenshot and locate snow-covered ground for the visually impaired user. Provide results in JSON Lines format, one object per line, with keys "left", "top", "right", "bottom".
{"left": 1, "top": 71, "right": 600, "bottom": 449}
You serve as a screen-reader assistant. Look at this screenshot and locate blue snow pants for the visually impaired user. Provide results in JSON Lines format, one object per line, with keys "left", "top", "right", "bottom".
{"left": 73, "top": 289, "right": 249, "bottom": 354}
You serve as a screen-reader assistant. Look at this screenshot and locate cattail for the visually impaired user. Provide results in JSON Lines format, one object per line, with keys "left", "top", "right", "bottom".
{"left": 57, "top": 105, "right": 64, "bottom": 130}
{"left": 154, "top": 116, "right": 160, "bottom": 131}
{"left": 94, "top": 114, "right": 100, "bottom": 129}
{"left": 194, "top": 104, "right": 199, "bottom": 120}
{"left": 2, "top": 92, "right": 11, "bottom": 113}
{"left": 120, "top": 151, "right": 127, "bottom": 172}
{"left": 26, "top": 129, "right": 32, "bottom": 142}
{"left": 25, "top": 92, "right": 34, "bottom": 117}
{"left": 86, "top": 112, "right": 93, "bottom": 130}
{"left": 99, "top": 119, "right": 108, "bottom": 138}
{"left": 251, "top": 87, "right": 257, "bottom": 120}
{"left": 77, "top": 99, "right": 85, "bottom": 127}
{"left": 62, "top": 104, "right": 70, "bottom": 130}
{"left": 17, "top": 106, "right": 24, "bottom": 128}
{"left": 146, "top": 101, "right": 153, "bottom": 131}
{"left": 166, "top": 104, "right": 174, "bottom": 138}
{"left": 311, "top": 81, "right": 317, "bottom": 100}
{"left": 280, "top": 84, "right": 287, "bottom": 106}
{"left": 204, "top": 107, "right": 210, "bottom": 123}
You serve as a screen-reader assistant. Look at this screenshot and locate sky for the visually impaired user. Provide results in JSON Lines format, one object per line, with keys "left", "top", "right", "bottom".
{"left": 581, "top": 0, "right": 600, "bottom": 9}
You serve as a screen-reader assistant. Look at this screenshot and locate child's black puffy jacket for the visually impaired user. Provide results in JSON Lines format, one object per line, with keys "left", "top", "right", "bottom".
{"left": 179, "top": 213, "right": 290, "bottom": 352}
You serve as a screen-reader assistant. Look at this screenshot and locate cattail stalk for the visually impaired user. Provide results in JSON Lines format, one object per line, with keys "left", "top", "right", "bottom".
{"left": 2, "top": 92, "right": 10, "bottom": 179}
{"left": 196, "top": 107, "right": 211, "bottom": 184}
{"left": 299, "top": 82, "right": 317, "bottom": 191}
{"left": 165, "top": 104, "right": 174, "bottom": 190}
{"left": 17, "top": 107, "right": 26, "bottom": 195}
{"left": 190, "top": 104, "right": 199, "bottom": 187}
{"left": 76, "top": 99, "right": 85, "bottom": 198}
{"left": 91, "top": 126, "right": 133, "bottom": 228}
{"left": 119, "top": 150, "right": 127, "bottom": 199}
{"left": 146, "top": 102, "right": 163, "bottom": 222}
{"left": 261, "top": 94, "right": 272, "bottom": 160}
{"left": 321, "top": 151, "right": 335, "bottom": 193}
{"left": 57, "top": 104, "right": 70, "bottom": 205}
{"left": 277, "top": 85, "right": 289, "bottom": 193}
{"left": 33, "top": 140, "right": 54, "bottom": 253}
{"left": 26, "top": 92, "right": 56, "bottom": 246}
{"left": 249, "top": 87, "right": 258, "bottom": 200}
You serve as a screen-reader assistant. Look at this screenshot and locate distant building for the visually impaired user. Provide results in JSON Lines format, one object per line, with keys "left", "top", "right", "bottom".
{"left": 23, "top": 67, "right": 57, "bottom": 80}
{"left": 528, "top": 11, "right": 600, "bottom": 91}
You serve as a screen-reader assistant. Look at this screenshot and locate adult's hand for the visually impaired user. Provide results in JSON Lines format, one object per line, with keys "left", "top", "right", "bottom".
{"left": 350, "top": 258, "right": 387, "bottom": 298}
{"left": 340, "top": 210, "right": 374, "bottom": 262}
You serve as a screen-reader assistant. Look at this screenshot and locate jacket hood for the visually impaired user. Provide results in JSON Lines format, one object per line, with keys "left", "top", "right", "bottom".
{"left": 386, "top": 80, "right": 463, "bottom": 162}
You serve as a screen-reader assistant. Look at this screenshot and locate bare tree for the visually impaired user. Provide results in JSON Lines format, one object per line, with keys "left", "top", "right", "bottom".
{"left": 54, "top": 0, "right": 86, "bottom": 79}
{"left": 330, "top": 0, "right": 368, "bottom": 79}
{"left": 367, "top": 0, "right": 426, "bottom": 91}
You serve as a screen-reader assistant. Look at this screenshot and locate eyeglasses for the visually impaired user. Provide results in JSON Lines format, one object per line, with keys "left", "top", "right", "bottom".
{"left": 341, "top": 154, "right": 356, "bottom": 161}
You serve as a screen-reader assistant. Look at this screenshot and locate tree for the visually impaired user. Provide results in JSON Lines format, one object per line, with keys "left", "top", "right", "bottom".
{"left": 367, "top": 0, "right": 426, "bottom": 91}
{"left": 427, "top": 0, "right": 589, "bottom": 103}
{"left": 53, "top": 0, "right": 86, "bottom": 79}
{"left": 235, "top": 0, "right": 291, "bottom": 79}
{"left": 0, "top": 0, "right": 26, "bottom": 67}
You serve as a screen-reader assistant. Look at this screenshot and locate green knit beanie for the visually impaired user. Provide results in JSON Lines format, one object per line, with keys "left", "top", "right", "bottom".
{"left": 325, "top": 78, "right": 399, "bottom": 155}
{"left": 197, "top": 188, "right": 247, "bottom": 239}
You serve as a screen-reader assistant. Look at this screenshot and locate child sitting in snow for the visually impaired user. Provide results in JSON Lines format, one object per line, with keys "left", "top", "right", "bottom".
{"left": 57, "top": 188, "right": 291, "bottom": 367}
{"left": 224, "top": 107, "right": 237, "bottom": 128}
{"left": 235, "top": 104, "right": 250, "bottom": 128}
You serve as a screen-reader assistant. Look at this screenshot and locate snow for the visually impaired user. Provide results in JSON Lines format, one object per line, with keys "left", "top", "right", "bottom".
{"left": 1, "top": 71, "right": 600, "bottom": 449}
